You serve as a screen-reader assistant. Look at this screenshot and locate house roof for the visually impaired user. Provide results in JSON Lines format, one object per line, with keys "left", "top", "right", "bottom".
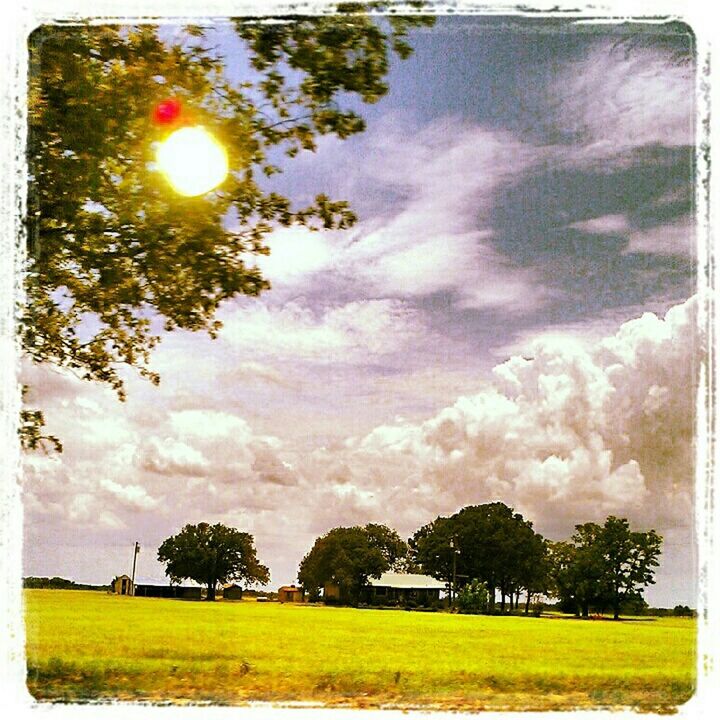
{"left": 278, "top": 585, "right": 302, "bottom": 592}
{"left": 367, "top": 572, "right": 446, "bottom": 590}
{"left": 133, "top": 575, "right": 204, "bottom": 587}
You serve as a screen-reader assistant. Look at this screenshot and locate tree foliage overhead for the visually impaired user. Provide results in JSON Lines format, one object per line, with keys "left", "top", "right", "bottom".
{"left": 23, "top": 7, "right": 433, "bottom": 449}
{"left": 297, "top": 523, "right": 408, "bottom": 603}
{"left": 157, "top": 522, "right": 270, "bottom": 600}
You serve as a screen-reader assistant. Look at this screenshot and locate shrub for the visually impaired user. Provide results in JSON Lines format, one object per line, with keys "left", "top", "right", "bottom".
{"left": 672, "top": 605, "right": 695, "bottom": 617}
{"left": 456, "top": 579, "right": 489, "bottom": 614}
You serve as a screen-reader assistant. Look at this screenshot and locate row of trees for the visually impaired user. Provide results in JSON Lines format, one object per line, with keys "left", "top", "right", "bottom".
{"left": 155, "top": 504, "right": 662, "bottom": 618}
{"left": 297, "top": 503, "right": 663, "bottom": 619}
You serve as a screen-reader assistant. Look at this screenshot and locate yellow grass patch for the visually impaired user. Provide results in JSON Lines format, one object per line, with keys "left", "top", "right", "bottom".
{"left": 24, "top": 590, "right": 696, "bottom": 710}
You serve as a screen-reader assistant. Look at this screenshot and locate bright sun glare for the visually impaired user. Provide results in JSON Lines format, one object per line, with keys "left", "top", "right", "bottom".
{"left": 156, "top": 126, "right": 228, "bottom": 196}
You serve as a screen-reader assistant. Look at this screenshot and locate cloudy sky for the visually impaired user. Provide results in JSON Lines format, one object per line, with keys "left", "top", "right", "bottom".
{"left": 23, "top": 16, "right": 699, "bottom": 606}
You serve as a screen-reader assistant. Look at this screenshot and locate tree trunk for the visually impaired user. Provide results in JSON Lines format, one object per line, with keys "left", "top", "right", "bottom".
{"left": 582, "top": 601, "right": 589, "bottom": 618}
{"left": 488, "top": 586, "right": 496, "bottom": 611}
{"left": 515, "top": 590, "right": 521, "bottom": 610}
{"left": 500, "top": 592, "right": 506, "bottom": 613}
{"left": 525, "top": 592, "right": 531, "bottom": 615}
{"left": 207, "top": 580, "right": 216, "bottom": 601}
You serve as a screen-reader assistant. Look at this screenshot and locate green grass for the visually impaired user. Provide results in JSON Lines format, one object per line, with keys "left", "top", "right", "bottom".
{"left": 24, "top": 590, "right": 696, "bottom": 710}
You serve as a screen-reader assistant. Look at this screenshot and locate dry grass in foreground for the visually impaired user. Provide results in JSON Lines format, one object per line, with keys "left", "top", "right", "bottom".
{"left": 25, "top": 590, "right": 696, "bottom": 711}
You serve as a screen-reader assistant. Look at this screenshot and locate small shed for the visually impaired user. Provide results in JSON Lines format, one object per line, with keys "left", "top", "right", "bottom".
{"left": 223, "top": 583, "right": 243, "bottom": 601}
{"left": 112, "top": 574, "right": 133, "bottom": 595}
{"left": 323, "top": 582, "right": 341, "bottom": 601}
{"left": 278, "top": 585, "right": 304, "bottom": 603}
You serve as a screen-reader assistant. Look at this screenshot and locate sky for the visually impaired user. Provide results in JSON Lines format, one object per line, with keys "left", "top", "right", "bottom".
{"left": 22, "top": 16, "right": 699, "bottom": 606}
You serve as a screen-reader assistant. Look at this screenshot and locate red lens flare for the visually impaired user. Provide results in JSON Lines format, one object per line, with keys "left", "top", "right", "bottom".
{"left": 153, "top": 98, "right": 182, "bottom": 125}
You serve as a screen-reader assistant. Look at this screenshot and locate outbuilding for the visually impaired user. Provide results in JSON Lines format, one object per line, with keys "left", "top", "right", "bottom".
{"left": 223, "top": 583, "right": 243, "bottom": 601}
{"left": 111, "top": 574, "right": 133, "bottom": 595}
{"left": 323, "top": 582, "right": 342, "bottom": 603}
{"left": 278, "top": 585, "right": 304, "bottom": 603}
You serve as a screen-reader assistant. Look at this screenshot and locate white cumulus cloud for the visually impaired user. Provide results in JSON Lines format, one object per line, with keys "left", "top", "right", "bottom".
{"left": 305, "top": 295, "right": 700, "bottom": 540}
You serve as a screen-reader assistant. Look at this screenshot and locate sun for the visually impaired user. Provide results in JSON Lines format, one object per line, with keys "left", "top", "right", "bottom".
{"left": 156, "top": 126, "right": 228, "bottom": 196}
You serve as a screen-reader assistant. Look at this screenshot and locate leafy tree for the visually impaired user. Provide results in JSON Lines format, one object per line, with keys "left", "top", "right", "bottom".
{"left": 672, "top": 604, "right": 694, "bottom": 617}
{"left": 364, "top": 522, "right": 409, "bottom": 567}
{"left": 298, "top": 523, "right": 407, "bottom": 604}
{"left": 599, "top": 516, "right": 662, "bottom": 620}
{"left": 157, "top": 522, "right": 269, "bottom": 600}
{"left": 515, "top": 531, "right": 551, "bottom": 614}
{"left": 619, "top": 593, "right": 649, "bottom": 616}
{"left": 23, "top": 7, "right": 433, "bottom": 450}
{"left": 410, "top": 502, "right": 544, "bottom": 611}
{"left": 548, "top": 535, "right": 607, "bottom": 617}
{"left": 408, "top": 515, "right": 455, "bottom": 590}
{"left": 549, "top": 517, "right": 662, "bottom": 619}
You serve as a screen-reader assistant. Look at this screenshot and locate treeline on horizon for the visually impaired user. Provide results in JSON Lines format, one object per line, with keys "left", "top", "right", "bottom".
{"left": 23, "top": 576, "right": 108, "bottom": 591}
{"left": 23, "top": 502, "right": 695, "bottom": 620}
{"left": 298, "top": 502, "right": 679, "bottom": 619}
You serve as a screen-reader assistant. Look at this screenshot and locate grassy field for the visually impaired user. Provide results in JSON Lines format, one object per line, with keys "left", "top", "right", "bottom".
{"left": 24, "top": 589, "right": 696, "bottom": 710}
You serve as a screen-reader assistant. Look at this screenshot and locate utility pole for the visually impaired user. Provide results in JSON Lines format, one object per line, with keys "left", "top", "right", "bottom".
{"left": 449, "top": 537, "right": 458, "bottom": 605}
{"left": 130, "top": 541, "right": 140, "bottom": 596}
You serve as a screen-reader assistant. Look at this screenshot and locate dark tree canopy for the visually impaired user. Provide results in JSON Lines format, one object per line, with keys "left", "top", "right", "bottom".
{"left": 410, "top": 502, "right": 546, "bottom": 611}
{"left": 550, "top": 516, "right": 662, "bottom": 619}
{"left": 157, "top": 522, "right": 270, "bottom": 600}
{"left": 599, "top": 516, "right": 662, "bottom": 619}
{"left": 514, "top": 524, "right": 551, "bottom": 612}
{"left": 22, "top": 7, "right": 433, "bottom": 450}
{"left": 297, "top": 523, "right": 408, "bottom": 603}
{"left": 549, "top": 530, "right": 608, "bottom": 618}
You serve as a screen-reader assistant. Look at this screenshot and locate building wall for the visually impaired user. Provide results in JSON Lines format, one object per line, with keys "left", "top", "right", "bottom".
{"left": 112, "top": 576, "right": 133, "bottom": 595}
{"left": 133, "top": 584, "right": 201, "bottom": 599}
{"left": 366, "top": 586, "right": 442, "bottom": 606}
{"left": 177, "top": 586, "right": 202, "bottom": 600}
